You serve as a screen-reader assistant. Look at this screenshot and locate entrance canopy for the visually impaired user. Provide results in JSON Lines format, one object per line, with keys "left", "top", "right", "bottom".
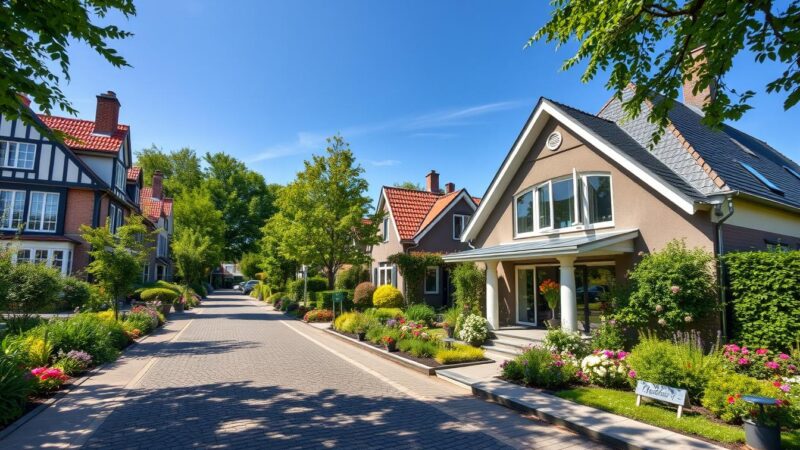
{"left": 442, "top": 229, "right": 639, "bottom": 263}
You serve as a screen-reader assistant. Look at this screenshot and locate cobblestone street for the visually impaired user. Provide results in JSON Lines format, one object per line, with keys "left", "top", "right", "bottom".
{"left": 3, "top": 292, "right": 605, "bottom": 449}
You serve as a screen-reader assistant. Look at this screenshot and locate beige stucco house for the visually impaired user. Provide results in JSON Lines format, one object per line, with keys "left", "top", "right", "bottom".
{"left": 443, "top": 76, "right": 800, "bottom": 335}
{"left": 370, "top": 170, "right": 479, "bottom": 308}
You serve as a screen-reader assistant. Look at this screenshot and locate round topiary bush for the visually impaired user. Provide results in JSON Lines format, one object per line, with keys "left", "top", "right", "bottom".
{"left": 139, "top": 288, "right": 179, "bottom": 303}
{"left": 353, "top": 282, "right": 376, "bottom": 308}
{"left": 372, "top": 285, "right": 403, "bottom": 308}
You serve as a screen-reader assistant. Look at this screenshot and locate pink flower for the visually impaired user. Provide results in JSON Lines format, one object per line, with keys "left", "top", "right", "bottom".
{"left": 738, "top": 358, "right": 750, "bottom": 365}
{"left": 756, "top": 348, "right": 768, "bottom": 355}
{"left": 628, "top": 370, "right": 637, "bottom": 379}
{"left": 553, "top": 360, "right": 564, "bottom": 367}
{"left": 603, "top": 350, "right": 614, "bottom": 358}
{"left": 31, "top": 367, "right": 46, "bottom": 377}
{"left": 741, "top": 347, "right": 750, "bottom": 355}
{"left": 670, "top": 285, "right": 681, "bottom": 294}
{"left": 617, "top": 351, "right": 628, "bottom": 359}
{"left": 726, "top": 344, "right": 741, "bottom": 353}
{"left": 766, "top": 361, "right": 780, "bottom": 370}
{"left": 779, "top": 353, "right": 790, "bottom": 360}
{"left": 776, "top": 399, "right": 785, "bottom": 407}
{"left": 779, "top": 384, "right": 791, "bottom": 393}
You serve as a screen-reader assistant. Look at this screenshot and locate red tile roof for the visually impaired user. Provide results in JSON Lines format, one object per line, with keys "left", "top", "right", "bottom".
{"left": 383, "top": 187, "right": 442, "bottom": 240}
{"left": 139, "top": 187, "right": 173, "bottom": 221}
{"left": 127, "top": 166, "right": 141, "bottom": 182}
{"left": 417, "top": 191, "right": 461, "bottom": 232}
{"left": 38, "top": 114, "right": 128, "bottom": 153}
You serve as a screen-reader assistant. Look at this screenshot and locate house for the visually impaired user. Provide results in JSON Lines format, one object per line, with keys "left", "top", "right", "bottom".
{"left": 442, "top": 50, "right": 800, "bottom": 335}
{"left": 137, "top": 170, "right": 174, "bottom": 282}
{"left": 0, "top": 91, "right": 141, "bottom": 276}
{"left": 371, "top": 170, "right": 480, "bottom": 307}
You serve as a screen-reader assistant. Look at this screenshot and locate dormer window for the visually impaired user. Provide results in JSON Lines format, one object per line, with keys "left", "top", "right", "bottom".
{"left": 514, "top": 172, "right": 613, "bottom": 237}
{"left": 0, "top": 141, "right": 35, "bottom": 169}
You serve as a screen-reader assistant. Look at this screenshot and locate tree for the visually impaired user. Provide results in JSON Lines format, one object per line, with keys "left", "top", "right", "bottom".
{"left": 172, "top": 187, "right": 225, "bottom": 275}
{"left": 172, "top": 229, "right": 213, "bottom": 290}
{"left": 393, "top": 181, "right": 422, "bottom": 190}
{"left": 204, "top": 152, "right": 275, "bottom": 260}
{"left": 1, "top": 0, "right": 136, "bottom": 131}
{"left": 239, "top": 252, "right": 262, "bottom": 280}
{"left": 134, "top": 146, "right": 203, "bottom": 198}
{"left": 259, "top": 215, "right": 298, "bottom": 289}
{"left": 81, "top": 215, "right": 151, "bottom": 320}
{"left": 273, "top": 135, "right": 385, "bottom": 289}
{"left": 530, "top": 0, "right": 800, "bottom": 137}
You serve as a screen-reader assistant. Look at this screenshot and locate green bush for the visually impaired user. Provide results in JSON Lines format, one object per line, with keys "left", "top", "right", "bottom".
{"left": 373, "top": 285, "right": 404, "bottom": 308}
{"left": 0, "top": 355, "right": 32, "bottom": 425}
{"left": 397, "top": 339, "right": 439, "bottom": 358}
{"left": 702, "top": 371, "right": 772, "bottom": 424}
{"left": 333, "top": 312, "right": 361, "bottom": 333}
{"left": 366, "top": 308, "right": 404, "bottom": 322}
{"left": 501, "top": 359, "right": 525, "bottom": 381}
{"left": 287, "top": 277, "right": 328, "bottom": 302}
{"left": 0, "top": 262, "right": 63, "bottom": 315}
{"left": 1, "top": 331, "right": 53, "bottom": 368}
{"left": 353, "top": 282, "right": 375, "bottom": 309}
{"left": 366, "top": 324, "right": 390, "bottom": 344}
{"left": 315, "top": 290, "right": 353, "bottom": 310}
{"left": 139, "top": 288, "right": 179, "bottom": 303}
{"left": 404, "top": 304, "right": 436, "bottom": 326}
{"left": 123, "top": 311, "right": 157, "bottom": 335}
{"left": 725, "top": 250, "right": 800, "bottom": 351}
{"left": 335, "top": 265, "right": 369, "bottom": 290}
{"left": 590, "top": 319, "right": 627, "bottom": 351}
{"left": 626, "top": 333, "right": 722, "bottom": 401}
{"left": 61, "top": 277, "right": 93, "bottom": 310}
{"left": 517, "top": 346, "right": 578, "bottom": 389}
{"left": 266, "top": 291, "right": 284, "bottom": 304}
{"left": 615, "top": 239, "right": 716, "bottom": 332}
{"left": 46, "top": 314, "right": 127, "bottom": 364}
{"left": 452, "top": 262, "right": 485, "bottom": 315}
{"left": 544, "top": 328, "right": 589, "bottom": 358}
{"left": 435, "top": 344, "right": 485, "bottom": 364}
{"left": 442, "top": 307, "right": 461, "bottom": 330}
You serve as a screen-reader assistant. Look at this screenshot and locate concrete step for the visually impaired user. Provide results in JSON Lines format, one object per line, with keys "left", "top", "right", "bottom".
{"left": 492, "top": 329, "right": 545, "bottom": 344}
{"left": 481, "top": 340, "right": 526, "bottom": 357}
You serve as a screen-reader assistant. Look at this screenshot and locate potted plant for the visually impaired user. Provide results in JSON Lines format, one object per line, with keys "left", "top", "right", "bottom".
{"left": 382, "top": 336, "right": 397, "bottom": 352}
{"left": 539, "top": 279, "right": 560, "bottom": 328}
{"left": 742, "top": 396, "right": 782, "bottom": 450}
{"left": 173, "top": 297, "right": 185, "bottom": 313}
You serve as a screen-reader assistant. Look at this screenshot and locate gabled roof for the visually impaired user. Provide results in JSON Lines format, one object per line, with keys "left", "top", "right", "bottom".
{"left": 127, "top": 166, "right": 142, "bottom": 182}
{"left": 38, "top": 115, "right": 128, "bottom": 154}
{"left": 380, "top": 187, "right": 479, "bottom": 242}
{"left": 140, "top": 187, "right": 173, "bottom": 222}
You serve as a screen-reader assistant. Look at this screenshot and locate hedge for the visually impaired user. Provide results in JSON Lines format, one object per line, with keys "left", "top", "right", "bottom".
{"left": 314, "top": 290, "right": 354, "bottom": 310}
{"left": 286, "top": 277, "right": 328, "bottom": 302}
{"left": 726, "top": 250, "right": 800, "bottom": 351}
{"left": 140, "top": 288, "right": 179, "bottom": 303}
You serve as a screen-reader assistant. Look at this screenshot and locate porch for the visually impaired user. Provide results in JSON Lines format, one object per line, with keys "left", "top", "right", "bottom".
{"left": 442, "top": 229, "right": 638, "bottom": 333}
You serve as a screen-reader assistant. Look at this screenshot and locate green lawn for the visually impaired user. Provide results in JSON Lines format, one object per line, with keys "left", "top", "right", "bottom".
{"left": 555, "top": 387, "right": 800, "bottom": 448}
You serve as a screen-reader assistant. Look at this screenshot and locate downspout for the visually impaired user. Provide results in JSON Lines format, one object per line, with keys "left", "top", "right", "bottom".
{"left": 714, "top": 196, "right": 735, "bottom": 342}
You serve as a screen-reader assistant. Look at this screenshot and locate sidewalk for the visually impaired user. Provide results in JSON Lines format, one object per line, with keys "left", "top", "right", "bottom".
{"left": 436, "top": 364, "right": 725, "bottom": 450}
{"left": 0, "top": 311, "right": 197, "bottom": 449}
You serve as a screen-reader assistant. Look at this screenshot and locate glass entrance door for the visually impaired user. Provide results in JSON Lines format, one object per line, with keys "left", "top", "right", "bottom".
{"left": 516, "top": 267, "right": 536, "bottom": 325}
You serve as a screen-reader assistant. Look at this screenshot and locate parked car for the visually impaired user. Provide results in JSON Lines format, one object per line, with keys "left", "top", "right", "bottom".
{"left": 233, "top": 283, "right": 242, "bottom": 291}
{"left": 575, "top": 285, "right": 608, "bottom": 302}
{"left": 241, "top": 280, "right": 259, "bottom": 295}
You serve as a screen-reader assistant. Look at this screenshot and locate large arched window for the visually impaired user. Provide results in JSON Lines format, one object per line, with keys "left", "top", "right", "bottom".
{"left": 514, "top": 172, "right": 613, "bottom": 237}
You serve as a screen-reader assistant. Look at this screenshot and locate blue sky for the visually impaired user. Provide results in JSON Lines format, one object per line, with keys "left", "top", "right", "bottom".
{"left": 49, "top": 0, "right": 800, "bottom": 202}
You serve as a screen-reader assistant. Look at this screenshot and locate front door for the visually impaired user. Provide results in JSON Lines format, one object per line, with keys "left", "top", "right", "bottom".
{"left": 515, "top": 267, "right": 537, "bottom": 325}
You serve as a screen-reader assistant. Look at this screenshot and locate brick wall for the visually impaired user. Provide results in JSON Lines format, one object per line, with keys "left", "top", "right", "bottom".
{"left": 64, "top": 189, "right": 96, "bottom": 276}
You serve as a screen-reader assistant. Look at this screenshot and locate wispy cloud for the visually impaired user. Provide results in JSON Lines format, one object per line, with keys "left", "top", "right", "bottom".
{"left": 249, "top": 99, "right": 525, "bottom": 162}
{"left": 368, "top": 159, "right": 400, "bottom": 167}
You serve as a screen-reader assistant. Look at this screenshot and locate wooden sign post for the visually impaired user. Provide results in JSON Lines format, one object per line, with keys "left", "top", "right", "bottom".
{"left": 635, "top": 380, "right": 689, "bottom": 418}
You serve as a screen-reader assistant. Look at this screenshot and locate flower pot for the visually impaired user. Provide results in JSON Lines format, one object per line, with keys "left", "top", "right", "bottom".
{"left": 546, "top": 318, "right": 560, "bottom": 329}
{"left": 174, "top": 303, "right": 185, "bottom": 313}
{"left": 357, "top": 332, "right": 366, "bottom": 341}
{"left": 384, "top": 342, "right": 397, "bottom": 352}
{"left": 159, "top": 304, "right": 172, "bottom": 316}
{"left": 744, "top": 419, "right": 781, "bottom": 450}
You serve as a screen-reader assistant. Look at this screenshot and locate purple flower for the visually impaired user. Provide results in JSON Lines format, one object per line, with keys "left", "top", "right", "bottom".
{"left": 386, "top": 319, "right": 397, "bottom": 327}
{"left": 780, "top": 384, "right": 791, "bottom": 393}
{"left": 603, "top": 350, "right": 614, "bottom": 358}
{"left": 766, "top": 361, "right": 780, "bottom": 370}
{"left": 617, "top": 351, "right": 628, "bottom": 360}
{"left": 628, "top": 370, "right": 637, "bottom": 379}
{"left": 779, "top": 353, "right": 790, "bottom": 360}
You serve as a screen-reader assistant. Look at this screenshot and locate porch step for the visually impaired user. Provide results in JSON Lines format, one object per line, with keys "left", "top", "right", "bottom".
{"left": 492, "top": 329, "right": 545, "bottom": 343}
{"left": 481, "top": 341, "right": 524, "bottom": 357}
{"left": 482, "top": 333, "right": 543, "bottom": 357}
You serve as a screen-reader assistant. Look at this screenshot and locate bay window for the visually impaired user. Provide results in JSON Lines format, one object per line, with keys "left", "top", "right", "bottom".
{"left": 514, "top": 172, "right": 613, "bottom": 237}
{"left": 0, "top": 190, "right": 25, "bottom": 230}
{"left": 13, "top": 248, "right": 71, "bottom": 274}
{"left": 27, "top": 192, "right": 59, "bottom": 232}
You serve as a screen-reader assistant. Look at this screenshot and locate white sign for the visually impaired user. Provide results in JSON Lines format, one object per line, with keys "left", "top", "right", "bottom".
{"left": 635, "top": 380, "right": 689, "bottom": 418}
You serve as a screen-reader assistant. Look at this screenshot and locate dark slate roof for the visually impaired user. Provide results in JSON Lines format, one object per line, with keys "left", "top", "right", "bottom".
{"left": 544, "top": 99, "right": 706, "bottom": 201}
{"left": 667, "top": 102, "right": 800, "bottom": 209}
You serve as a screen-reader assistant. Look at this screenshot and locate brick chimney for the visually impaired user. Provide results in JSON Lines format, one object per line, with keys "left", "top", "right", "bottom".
{"left": 425, "top": 170, "right": 440, "bottom": 193}
{"left": 444, "top": 182, "right": 455, "bottom": 194}
{"left": 152, "top": 170, "right": 163, "bottom": 199}
{"left": 682, "top": 46, "right": 716, "bottom": 110}
{"left": 94, "top": 91, "right": 120, "bottom": 135}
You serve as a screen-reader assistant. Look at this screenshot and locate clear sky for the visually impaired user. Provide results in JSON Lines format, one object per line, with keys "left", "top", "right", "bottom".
{"left": 49, "top": 0, "right": 800, "bottom": 203}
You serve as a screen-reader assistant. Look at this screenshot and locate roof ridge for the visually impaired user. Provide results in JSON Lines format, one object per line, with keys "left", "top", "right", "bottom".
{"left": 38, "top": 113, "right": 130, "bottom": 129}
{"left": 383, "top": 185, "right": 444, "bottom": 195}
{"left": 544, "top": 97, "right": 615, "bottom": 124}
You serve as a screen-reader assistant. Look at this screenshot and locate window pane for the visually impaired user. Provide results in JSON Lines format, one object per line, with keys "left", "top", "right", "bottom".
{"left": 425, "top": 267, "right": 438, "bottom": 292}
{"left": 27, "top": 192, "right": 44, "bottom": 230}
{"left": 7, "top": 143, "right": 17, "bottom": 167}
{"left": 34, "top": 249, "right": 48, "bottom": 264}
{"left": 12, "top": 192, "right": 24, "bottom": 228}
{"left": 0, "top": 191, "right": 11, "bottom": 228}
{"left": 0, "top": 142, "right": 6, "bottom": 165}
{"left": 19, "top": 144, "right": 35, "bottom": 169}
{"left": 552, "top": 179, "right": 574, "bottom": 229}
{"left": 52, "top": 250, "right": 64, "bottom": 271}
{"left": 587, "top": 176, "right": 613, "bottom": 224}
{"left": 17, "top": 249, "right": 31, "bottom": 264}
{"left": 516, "top": 191, "right": 533, "bottom": 233}
{"left": 537, "top": 185, "right": 551, "bottom": 229}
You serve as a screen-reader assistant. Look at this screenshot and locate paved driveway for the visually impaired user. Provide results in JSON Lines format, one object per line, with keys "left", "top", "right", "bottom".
{"left": 4, "top": 292, "right": 604, "bottom": 449}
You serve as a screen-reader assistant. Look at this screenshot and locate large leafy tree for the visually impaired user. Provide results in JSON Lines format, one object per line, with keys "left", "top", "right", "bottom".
{"left": 172, "top": 187, "right": 225, "bottom": 275}
{"left": 172, "top": 229, "right": 213, "bottom": 290}
{"left": 259, "top": 207, "right": 299, "bottom": 289}
{"left": 0, "top": 0, "right": 135, "bottom": 129}
{"left": 271, "top": 135, "right": 384, "bottom": 289}
{"left": 203, "top": 152, "right": 275, "bottom": 260}
{"left": 135, "top": 146, "right": 203, "bottom": 198}
{"left": 530, "top": 0, "right": 800, "bottom": 135}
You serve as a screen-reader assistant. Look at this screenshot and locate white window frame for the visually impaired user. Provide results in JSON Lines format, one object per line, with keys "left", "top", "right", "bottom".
{"left": 142, "top": 263, "right": 150, "bottom": 282}
{"left": 12, "top": 247, "right": 72, "bottom": 275}
{"left": 115, "top": 162, "right": 126, "bottom": 191}
{"left": 377, "top": 262, "right": 393, "bottom": 286}
{"left": 0, "top": 140, "right": 36, "bottom": 169}
{"left": 424, "top": 266, "right": 439, "bottom": 294}
{"left": 382, "top": 218, "right": 389, "bottom": 243}
{"left": 513, "top": 171, "right": 614, "bottom": 239}
{"left": 0, "top": 189, "right": 26, "bottom": 230}
{"left": 27, "top": 191, "right": 59, "bottom": 232}
{"left": 452, "top": 214, "right": 471, "bottom": 241}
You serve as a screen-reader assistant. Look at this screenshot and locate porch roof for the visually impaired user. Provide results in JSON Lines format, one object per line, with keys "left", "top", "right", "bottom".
{"left": 441, "top": 229, "right": 639, "bottom": 262}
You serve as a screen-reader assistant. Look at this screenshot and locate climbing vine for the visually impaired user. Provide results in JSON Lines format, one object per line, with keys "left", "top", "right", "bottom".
{"left": 387, "top": 252, "right": 444, "bottom": 305}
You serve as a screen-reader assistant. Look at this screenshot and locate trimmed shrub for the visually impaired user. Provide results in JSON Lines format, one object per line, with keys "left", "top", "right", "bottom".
{"left": 287, "top": 277, "right": 328, "bottom": 302}
{"left": 435, "top": 344, "right": 485, "bottom": 364}
{"left": 335, "top": 265, "right": 369, "bottom": 290}
{"left": 725, "top": 250, "right": 800, "bottom": 351}
{"left": 46, "top": 314, "right": 127, "bottom": 364}
{"left": 333, "top": 312, "right": 361, "bottom": 333}
{"left": 303, "top": 309, "right": 334, "bottom": 322}
{"left": 315, "top": 290, "right": 353, "bottom": 310}
{"left": 140, "top": 288, "right": 179, "bottom": 303}
{"left": 405, "top": 304, "right": 436, "bottom": 326}
{"left": 626, "top": 332, "right": 722, "bottom": 401}
{"left": 614, "top": 239, "right": 716, "bottom": 333}
{"left": 353, "top": 282, "right": 376, "bottom": 309}
{"left": 373, "top": 285, "right": 404, "bottom": 308}
{"left": 0, "top": 355, "right": 32, "bottom": 425}
{"left": 543, "top": 328, "right": 589, "bottom": 359}
{"left": 61, "top": 277, "right": 93, "bottom": 310}
{"left": 0, "top": 262, "right": 63, "bottom": 315}
{"left": 397, "top": 339, "right": 439, "bottom": 358}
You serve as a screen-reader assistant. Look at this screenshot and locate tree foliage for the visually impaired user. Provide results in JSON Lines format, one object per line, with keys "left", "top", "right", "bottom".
{"left": 387, "top": 252, "right": 444, "bottom": 305}
{"left": 135, "top": 146, "right": 203, "bottom": 198}
{"left": 172, "top": 229, "right": 213, "bottom": 289}
{"left": 267, "top": 135, "right": 384, "bottom": 289}
{"left": 452, "top": 262, "right": 485, "bottom": 316}
{"left": 0, "top": 0, "right": 135, "bottom": 131}
{"left": 172, "top": 187, "right": 225, "bottom": 275}
{"left": 393, "top": 181, "right": 423, "bottom": 190}
{"left": 530, "top": 0, "right": 800, "bottom": 137}
{"left": 238, "top": 252, "right": 262, "bottom": 280}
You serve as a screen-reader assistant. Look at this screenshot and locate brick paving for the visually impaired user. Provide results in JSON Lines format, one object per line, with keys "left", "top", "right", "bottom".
{"left": 70, "top": 292, "right": 603, "bottom": 449}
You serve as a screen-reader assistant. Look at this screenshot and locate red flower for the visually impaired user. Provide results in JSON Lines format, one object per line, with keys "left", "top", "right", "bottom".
{"left": 727, "top": 396, "right": 736, "bottom": 405}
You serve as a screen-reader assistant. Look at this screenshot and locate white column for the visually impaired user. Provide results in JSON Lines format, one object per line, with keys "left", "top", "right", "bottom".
{"left": 485, "top": 260, "right": 500, "bottom": 330}
{"left": 557, "top": 255, "right": 578, "bottom": 333}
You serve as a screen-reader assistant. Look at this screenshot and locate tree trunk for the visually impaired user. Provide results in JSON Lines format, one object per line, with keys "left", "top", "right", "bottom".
{"left": 327, "top": 269, "right": 336, "bottom": 290}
